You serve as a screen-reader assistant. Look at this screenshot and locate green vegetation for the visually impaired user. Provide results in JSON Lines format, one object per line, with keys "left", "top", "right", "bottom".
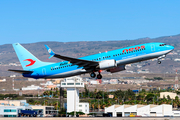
{"left": 145, "top": 77, "right": 163, "bottom": 80}
{"left": 1, "top": 85, "right": 180, "bottom": 114}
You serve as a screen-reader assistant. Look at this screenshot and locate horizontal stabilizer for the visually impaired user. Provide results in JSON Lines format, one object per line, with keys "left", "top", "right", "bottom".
{"left": 45, "top": 45, "right": 55, "bottom": 59}
{"left": 8, "top": 69, "right": 33, "bottom": 74}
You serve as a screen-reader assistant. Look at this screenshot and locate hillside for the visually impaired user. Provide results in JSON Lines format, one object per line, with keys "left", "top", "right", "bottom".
{"left": 0, "top": 34, "right": 180, "bottom": 76}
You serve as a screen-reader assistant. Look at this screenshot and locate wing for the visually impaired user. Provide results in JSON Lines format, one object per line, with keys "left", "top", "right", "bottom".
{"left": 8, "top": 69, "right": 33, "bottom": 74}
{"left": 45, "top": 45, "right": 99, "bottom": 70}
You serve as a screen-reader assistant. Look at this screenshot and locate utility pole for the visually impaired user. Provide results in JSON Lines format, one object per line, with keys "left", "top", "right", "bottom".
{"left": 118, "top": 97, "right": 119, "bottom": 104}
{"left": 74, "top": 78, "right": 76, "bottom": 117}
{"left": 60, "top": 86, "right": 64, "bottom": 111}
{"left": 57, "top": 101, "right": 58, "bottom": 117}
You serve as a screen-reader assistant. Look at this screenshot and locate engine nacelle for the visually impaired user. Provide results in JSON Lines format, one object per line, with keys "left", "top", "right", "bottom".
{"left": 107, "top": 65, "right": 126, "bottom": 73}
{"left": 99, "top": 60, "right": 117, "bottom": 70}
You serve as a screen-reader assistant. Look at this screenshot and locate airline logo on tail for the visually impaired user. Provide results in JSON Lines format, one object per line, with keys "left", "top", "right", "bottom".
{"left": 24, "top": 59, "right": 36, "bottom": 67}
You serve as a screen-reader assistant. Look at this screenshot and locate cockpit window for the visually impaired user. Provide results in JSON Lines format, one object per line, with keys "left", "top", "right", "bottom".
{"left": 159, "top": 44, "right": 166, "bottom": 46}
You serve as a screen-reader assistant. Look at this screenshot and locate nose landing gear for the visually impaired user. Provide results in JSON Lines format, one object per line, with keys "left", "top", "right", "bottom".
{"left": 157, "top": 55, "right": 166, "bottom": 64}
{"left": 158, "top": 60, "right": 161, "bottom": 64}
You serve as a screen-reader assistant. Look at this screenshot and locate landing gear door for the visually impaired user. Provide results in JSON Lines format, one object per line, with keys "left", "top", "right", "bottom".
{"left": 151, "top": 44, "right": 155, "bottom": 52}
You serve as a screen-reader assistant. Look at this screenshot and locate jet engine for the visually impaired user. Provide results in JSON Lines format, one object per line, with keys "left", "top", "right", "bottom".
{"left": 99, "top": 60, "right": 117, "bottom": 70}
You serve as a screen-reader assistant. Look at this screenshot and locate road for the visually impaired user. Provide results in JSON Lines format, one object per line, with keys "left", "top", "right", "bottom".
{"left": 0, "top": 117, "right": 177, "bottom": 120}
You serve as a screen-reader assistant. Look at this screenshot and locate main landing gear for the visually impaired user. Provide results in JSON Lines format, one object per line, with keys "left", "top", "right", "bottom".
{"left": 90, "top": 72, "right": 96, "bottom": 78}
{"left": 90, "top": 71, "right": 102, "bottom": 79}
{"left": 97, "top": 74, "right": 102, "bottom": 79}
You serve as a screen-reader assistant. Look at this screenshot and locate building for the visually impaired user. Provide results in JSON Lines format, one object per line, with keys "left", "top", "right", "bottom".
{"left": 108, "top": 95, "right": 114, "bottom": 99}
{"left": 78, "top": 103, "right": 89, "bottom": 114}
{"left": 0, "top": 106, "right": 32, "bottom": 117}
{"left": 0, "top": 100, "right": 58, "bottom": 117}
{"left": 61, "top": 76, "right": 89, "bottom": 114}
{"left": 0, "top": 79, "right": 6, "bottom": 82}
{"left": 31, "top": 106, "right": 58, "bottom": 117}
{"left": 51, "top": 78, "right": 63, "bottom": 84}
{"left": 28, "top": 78, "right": 45, "bottom": 81}
{"left": 109, "top": 79, "right": 118, "bottom": 84}
{"left": 160, "top": 92, "right": 178, "bottom": 99}
{"left": 105, "top": 104, "right": 180, "bottom": 117}
{"left": 89, "top": 80, "right": 98, "bottom": 85}
{"left": 22, "top": 85, "right": 43, "bottom": 90}
{"left": 96, "top": 79, "right": 102, "bottom": 84}
{"left": 102, "top": 80, "right": 109, "bottom": 84}
{"left": 0, "top": 100, "right": 34, "bottom": 117}
{"left": 40, "top": 81, "right": 57, "bottom": 89}
{"left": 0, "top": 100, "right": 27, "bottom": 106}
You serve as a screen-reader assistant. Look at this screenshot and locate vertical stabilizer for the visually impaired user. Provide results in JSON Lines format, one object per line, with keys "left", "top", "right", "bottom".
{"left": 13, "top": 43, "right": 53, "bottom": 70}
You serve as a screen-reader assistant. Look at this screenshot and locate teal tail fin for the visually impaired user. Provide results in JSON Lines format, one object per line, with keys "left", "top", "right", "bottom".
{"left": 13, "top": 43, "right": 53, "bottom": 70}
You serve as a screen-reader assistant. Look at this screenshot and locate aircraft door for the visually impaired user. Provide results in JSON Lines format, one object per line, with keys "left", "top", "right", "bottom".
{"left": 42, "top": 68, "right": 46, "bottom": 76}
{"left": 151, "top": 44, "right": 155, "bottom": 52}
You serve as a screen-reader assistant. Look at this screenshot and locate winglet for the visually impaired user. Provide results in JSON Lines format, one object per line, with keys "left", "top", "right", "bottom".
{"left": 45, "top": 45, "right": 55, "bottom": 59}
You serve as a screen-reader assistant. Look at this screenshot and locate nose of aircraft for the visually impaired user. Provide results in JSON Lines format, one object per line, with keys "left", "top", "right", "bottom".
{"left": 166, "top": 45, "right": 174, "bottom": 51}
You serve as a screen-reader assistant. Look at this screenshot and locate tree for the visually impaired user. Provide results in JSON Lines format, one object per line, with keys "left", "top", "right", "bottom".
{"left": 154, "top": 77, "right": 163, "bottom": 80}
{"left": 145, "top": 93, "right": 154, "bottom": 102}
{"left": 28, "top": 99, "right": 34, "bottom": 104}
{"left": 175, "top": 96, "right": 179, "bottom": 101}
{"left": 167, "top": 95, "right": 171, "bottom": 100}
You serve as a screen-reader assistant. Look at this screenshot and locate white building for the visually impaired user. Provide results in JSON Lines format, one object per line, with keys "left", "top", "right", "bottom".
{"left": 78, "top": 103, "right": 89, "bottom": 114}
{"left": 0, "top": 100, "right": 32, "bottom": 117}
{"left": 160, "top": 92, "right": 179, "bottom": 99}
{"left": 0, "top": 100, "right": 58, "bottom": 117}
{"left": 28, "top": 78, "right": 45, "bottom": 81}
{"left": 0, "top": 106, "right": 32, "bottom": 117}
{"left": 61, "top": 76, "right": 89, "bottom": 114}
{"left": 109, "top": 79, "right": 118, "bottom": 84}
{"left": 102, "top": 80, "right": 109, "bottom": 84}
{"left": 0, "top": 79, "right": 6, "bottom": 82}
{"left": 89, "top": 80, "right": 98, "bottom": 85}
{"left": 22, "top": 85, "right": 43, "bottom": 90}
{"left": 40, "top": 81, "right": 54, "bottom": 86}
{"left": 105, "top": 104, "right": 180, "bottom": 117}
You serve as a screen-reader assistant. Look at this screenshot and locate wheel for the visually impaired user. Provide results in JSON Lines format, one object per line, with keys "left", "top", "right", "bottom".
{"left": 97, "top": 74, "right": 102, "bottom": 79}
{"left": 158, "top": 61, "right": 161, "bottom": 64}
{"left": 90, "top": 72, "right": 96, "bottom": 78}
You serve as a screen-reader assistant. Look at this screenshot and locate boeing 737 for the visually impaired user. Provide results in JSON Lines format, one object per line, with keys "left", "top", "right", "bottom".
{"left": 8, "top": 42, "right": 174, "bottom": 79}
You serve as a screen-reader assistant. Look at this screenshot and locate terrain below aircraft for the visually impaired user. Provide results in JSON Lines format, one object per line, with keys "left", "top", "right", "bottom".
{"left": 8, "top": 42, "right": 174, "bottom": 79}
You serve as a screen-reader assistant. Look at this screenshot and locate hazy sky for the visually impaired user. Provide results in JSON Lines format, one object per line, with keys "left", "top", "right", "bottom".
{"left": 0, "top": 0, "right": 180, "bottom": 45}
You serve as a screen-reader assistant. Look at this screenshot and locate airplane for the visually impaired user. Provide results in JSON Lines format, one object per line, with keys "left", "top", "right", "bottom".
{"left": 8, "top": 42, "right": 174, "bottom": 79}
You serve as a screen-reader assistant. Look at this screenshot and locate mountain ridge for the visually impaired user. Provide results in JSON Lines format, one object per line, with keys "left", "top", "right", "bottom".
{"left": 0, "top": 34, "right": 180, "bottom": 76}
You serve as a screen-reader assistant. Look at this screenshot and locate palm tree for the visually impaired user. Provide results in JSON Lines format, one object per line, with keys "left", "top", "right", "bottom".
{"left": 45, "top": 100, "right": 48, "bottom": 105}
{"left": 34, "top": 100, "right": 38, "bottom": 105}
